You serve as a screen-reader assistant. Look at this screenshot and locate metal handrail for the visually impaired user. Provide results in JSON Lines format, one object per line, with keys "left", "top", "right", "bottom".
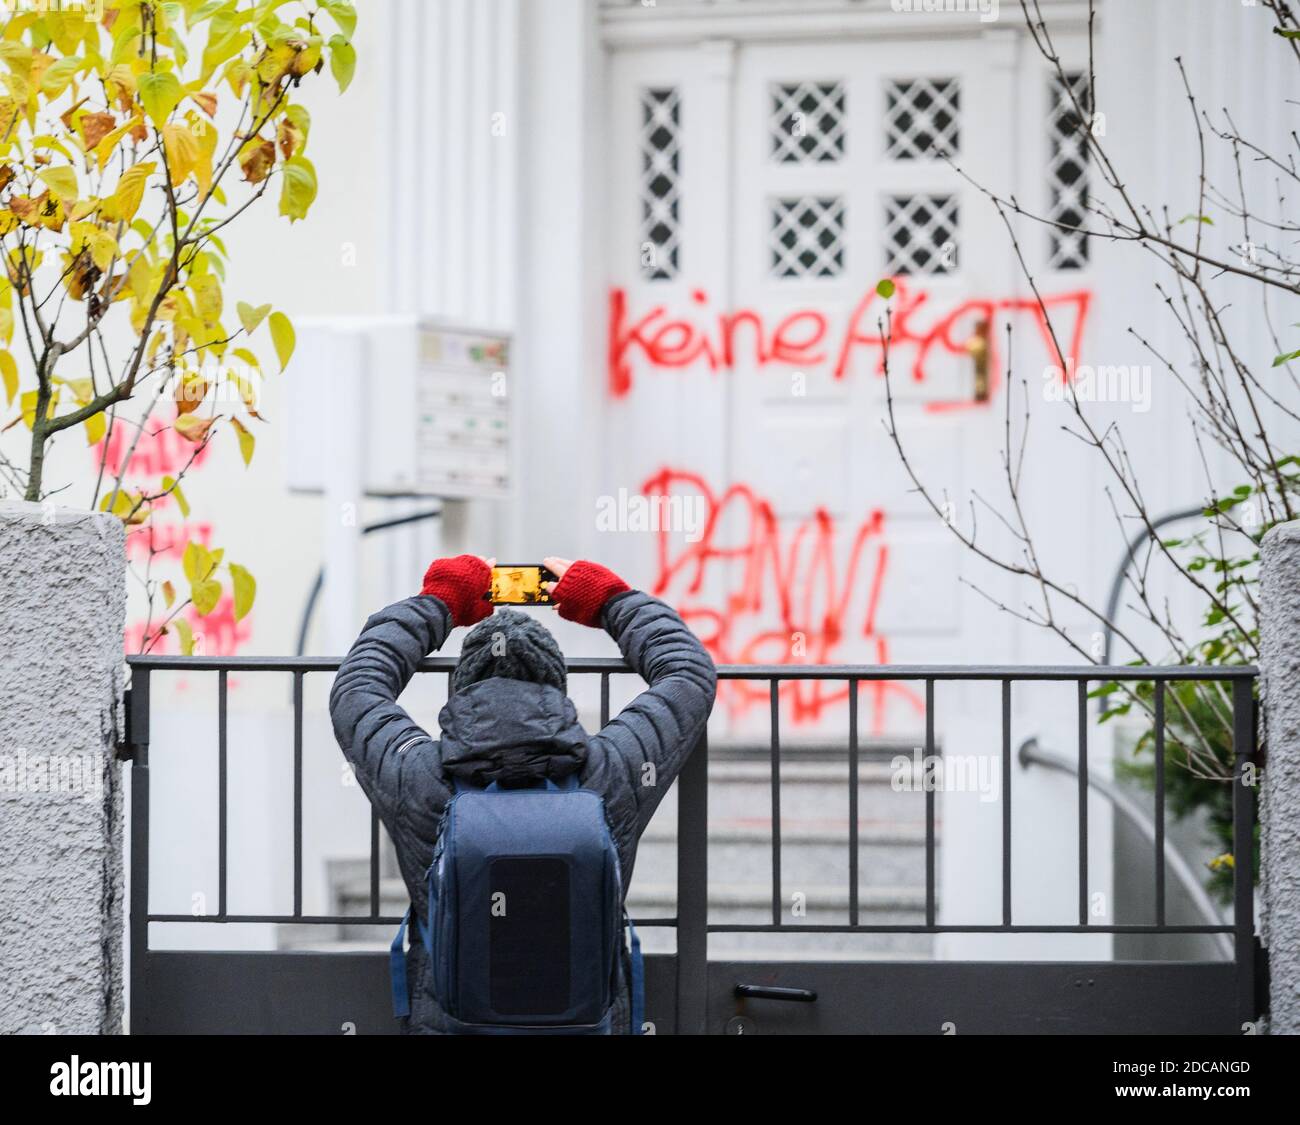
{"left": 1099, "top": 505, "right": 1207, "bottom": 670}
{"left": 125, "top": 655, "right": 1259, "bottom": 679}
{"left": 1018, "top": 736, "right": 1233, "bottom": 959}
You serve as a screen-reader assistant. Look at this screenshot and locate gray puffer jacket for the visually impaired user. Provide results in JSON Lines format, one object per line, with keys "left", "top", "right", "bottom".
{"left": 328, "top": 589, "right": 717, "bottom": 1034}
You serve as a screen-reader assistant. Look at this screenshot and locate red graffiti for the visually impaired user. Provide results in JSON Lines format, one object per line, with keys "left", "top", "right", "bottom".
{"left": 124, "top": 521, "right": 213, "bottom": 564}
{"left": 125, "top": 595, "right": 251, "bottom": 658}
{"left": 609, "top": 279, "right": 1092, "bottom": 410}
{"left": 642, "top": 468, "right": 923, "bottom": 732}
{"left": 96, "top": 408, "right": 212, "bottom": 480}
{"left": 94, "top": 407, "right": 251, "bottom": 657}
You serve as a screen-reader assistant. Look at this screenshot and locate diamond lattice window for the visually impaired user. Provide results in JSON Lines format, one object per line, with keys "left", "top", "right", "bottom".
{"left": 884, "top": 195, "right": 959, "bottom": 275}
{"left": 885, "top": 78, "right": 960, "bottom": 160}
{"left": 1048, "top": 73, "right": 1091, "bottom": 269}
{"left": 770, "top": 82, "right": 847, "bottom": 164}
{"left": 640, "top": 87, "right": 681, "bottom": 281}
{"left": 770, "top": 197, "right": 846, "bottom": 279}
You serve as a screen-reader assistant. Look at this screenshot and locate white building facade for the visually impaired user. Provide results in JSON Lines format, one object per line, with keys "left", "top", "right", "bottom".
{"left": 118, "top": 0, "right": 1292, "bottom": 972}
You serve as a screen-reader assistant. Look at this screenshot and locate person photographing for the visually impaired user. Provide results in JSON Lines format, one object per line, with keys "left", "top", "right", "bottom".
{"left": 329, "top": 555, "right": 717, "bottom": 1034}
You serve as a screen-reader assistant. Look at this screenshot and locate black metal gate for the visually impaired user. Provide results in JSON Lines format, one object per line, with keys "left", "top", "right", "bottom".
{"left": 121, "top": 658, "right": 1261, "bottom": 1034}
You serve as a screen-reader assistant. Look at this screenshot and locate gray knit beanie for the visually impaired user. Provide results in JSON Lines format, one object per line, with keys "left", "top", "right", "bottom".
{"left": 452, "top": 608, "right": 567, "bottom": 694}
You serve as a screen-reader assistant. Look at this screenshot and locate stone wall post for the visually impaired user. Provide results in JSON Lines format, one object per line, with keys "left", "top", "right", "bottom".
{"left": 1260, "top": 520, "right": 1300, "bottom": 1033}
{"left": 0, "top": 502, "right": 126, "bottom": 1034}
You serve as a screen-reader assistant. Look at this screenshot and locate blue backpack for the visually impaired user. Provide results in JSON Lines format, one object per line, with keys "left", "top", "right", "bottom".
{"left": 389, "top": 774, "right": 644, "bottom": 1034}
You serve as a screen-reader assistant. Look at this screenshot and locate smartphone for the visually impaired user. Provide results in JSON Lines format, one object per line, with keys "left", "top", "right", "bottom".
{"left": 489, "top": 564, "right": 557, "bottom": 606}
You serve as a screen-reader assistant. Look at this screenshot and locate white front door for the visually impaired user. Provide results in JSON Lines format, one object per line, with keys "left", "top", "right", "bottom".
{"left": 602, "top": 25, "right": 1094, "bottom": 742}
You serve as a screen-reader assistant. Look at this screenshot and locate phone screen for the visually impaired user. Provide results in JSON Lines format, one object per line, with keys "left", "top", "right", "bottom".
{"left": 489, "top": 565, "right": 556, "bottom": 606}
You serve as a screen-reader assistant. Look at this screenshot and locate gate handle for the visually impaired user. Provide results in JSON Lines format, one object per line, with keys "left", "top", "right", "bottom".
{"left": 735, "top": 984, "right": 818, "bottom": 1003}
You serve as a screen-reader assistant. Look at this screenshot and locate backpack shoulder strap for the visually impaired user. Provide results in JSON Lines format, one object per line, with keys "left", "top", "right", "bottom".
{"left": 389, "top": 908, "right": 413, "bottom": 1020}
{"left": 625, "top": 910, "right": 645, "bottom": 1035}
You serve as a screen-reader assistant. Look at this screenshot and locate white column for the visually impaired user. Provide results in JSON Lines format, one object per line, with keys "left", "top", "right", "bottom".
{"left": 514, "top": 0, "right": 604, "bottom": 561}
{"left": 322, "top": 331, "right": 367, "bottom": 655}
{"left": 377, "top": 0, "right": 523, "bottom": 573}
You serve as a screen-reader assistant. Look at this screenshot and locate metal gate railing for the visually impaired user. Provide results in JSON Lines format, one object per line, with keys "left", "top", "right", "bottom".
{"left": 119, "top": 658, "right": 1262, "bottom": 1034}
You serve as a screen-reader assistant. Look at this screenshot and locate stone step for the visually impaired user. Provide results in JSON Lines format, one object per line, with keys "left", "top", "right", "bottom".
{"left": 625, "top": 882, "right": 927, "bottom": 912}
{"left": 707, "top": 760, "right": 913, "bottom": 781}
{"left": 328, "top": 875, "right": 935, "bottom": 956}
{"left": 640, "top": 762, "right": 936, "bottom": 829}
{"left": 641, "top": 822, "right": 928, "bottom": 845}
{"left": 316, "top": 757, "right": 940, "bottom": 957}
{"left": 332, "top": 875, "right": 931, "bottom": 915}
{"left": 630, "top": 839, "right": 932, "bottom": 896}
{"left": 277, "top": 932, "right": 936, "bottom": 961}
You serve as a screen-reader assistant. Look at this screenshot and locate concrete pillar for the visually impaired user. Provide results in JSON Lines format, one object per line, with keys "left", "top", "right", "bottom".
{"left": 0, "top": 503, "right": 126, "bottom": 1034}
{"left": 1260, "top": 519, "right": 1300, "bottom": 1034}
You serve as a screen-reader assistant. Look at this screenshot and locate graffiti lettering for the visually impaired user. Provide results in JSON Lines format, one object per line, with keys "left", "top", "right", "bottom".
{"left": 95, "top": 409, "right": 246, "bottom": 657}
{"left": 97, "top": 410, "right": 212, "bottom": 480}
{"left": 124, "top": 594, "right": 251, "bottom": 658}
{"left": 609, "top": 280, "right": 1092, "bottom": 410}
{"left": 643, "top": 468, "right": 923, "bottom": 731}
{"left": 124, "top": 521, "right": 213, "bottom": 565}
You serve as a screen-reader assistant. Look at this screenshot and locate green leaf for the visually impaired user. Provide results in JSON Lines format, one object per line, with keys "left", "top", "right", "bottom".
{"left": 41, "top": 55, "right": 84, "bottom": 98}
{"left": 876, "top": 278, "right": 896, "bottom": 299}
{"left": 182, "top": 540, "right": 223, "bottom": 615}
{"left": 162, "top": 475, "right": 191, "bottom": 518}
{"left": 328, "top": 34, "right": 356, "bottom": 93}
{"left": 237, "top": 301, "right": 271, "bottom": 335}
{"left": 1272, "top": 349, "right": 1300, "bottom": 367}
{"left": 30, "top": 135, "right": 75, "bottom": 161}
{"left": 279, "top": 155, "right": 318, "bottom": 222}
{"left": 102, "top": 162, "right": 158, "bottom": 224}
{"left": 182, "top": 539, "right": 211, "bottom": 585}
{"left": 173, "top": 617, "right": 195, "bottom": 656}
{"left": 0, "top": 350, "right": 17, "bottom": 405}
{"left": 81, "top": 412, "right": 105, "bottom": 447}
{"left": 0, "top": 42, "right": 32, "bottom": 69}
{"left": 269, "top": 311, "right": 295, "bottom": 372}
{"left": 191, "top": 573, "right": 222, "bottom": 616}
{"left": 233, "top": 347, "right": 262, "bottom": 373}
{"left": 229, "top": 562, "right": 256, "bottom": 621}
{"left": 323, "top": 0, "right": 358, "bottom": 40}
{"left": 284, "top": 103, "right": 312, "bottom": 153}
{"left": 202, "top": 29, "right": 252, "bottom": 80}
{"left": 230, "top": 416, "right": 255, "bottom": 466}
{"left": 189, "top": 0, "right": 228, "bottom": 28}
{"left": 139, "top": 71, "right": 184, "bottom": 128}
{"left": 110, "top": 21, "right": 145, "bottom": 66}
{"left": 37, "top": 166, "right": 78, "bottom": 202}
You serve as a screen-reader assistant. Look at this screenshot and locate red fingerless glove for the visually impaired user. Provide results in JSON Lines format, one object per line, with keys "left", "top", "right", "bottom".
{"left": 552, "top": 561, "right": 631, "bottom": 628}
{"left": 420, "top": 555, "right": 492, "bottom": 627}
